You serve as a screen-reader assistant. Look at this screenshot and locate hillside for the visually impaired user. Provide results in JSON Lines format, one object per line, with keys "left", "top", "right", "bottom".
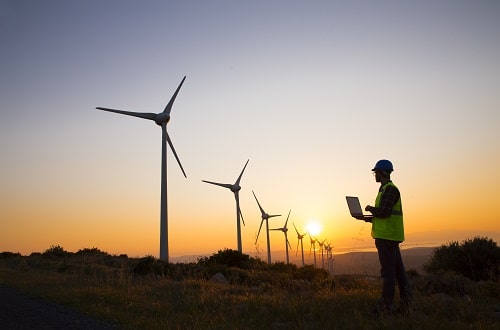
{"left": 171, "top": 246, "right": 435, "bottom": 276}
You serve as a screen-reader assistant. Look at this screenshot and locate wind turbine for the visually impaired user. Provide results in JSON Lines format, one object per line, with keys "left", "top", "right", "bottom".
{"left": 270, "top": 209, "right": 292, "bottom": 264}
{"left": 325, "top": 242, "right": 334, "bottom": 275}
{"left": 96, "top": 76, "right": 187, "bottom": 263}
{"left": 318, "top": 238, "right": 326, "bottom": 269}
{"left": 309, "top": 235, "right": 317, "bottom": 268}
{"left": 253, "top": 191, "right": 281, "bottom": 264}
{"left": 293, "top": 223, "right": 308, "bottom": 267}
{"left": 202, "top": 159, "right": 249, "bottom": 253}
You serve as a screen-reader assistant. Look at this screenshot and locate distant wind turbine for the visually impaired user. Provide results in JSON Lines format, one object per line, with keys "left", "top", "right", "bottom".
{"left": 96, "top": 76, "right": 187, "bottom": 263}
{"left": 309, "top": 235, "right": 317, "bottom": 268}
{"left": 293, "top": 223, "right": 308, "bottom": 267}
{"left": 325, "top": 242, "right": 334, "bottom": 275}
{"left": 202, "top": 159, "right": 249, "bottom": 253}
{"left": 253, "top": 191, "right": 281, "bottom": 264}
{"left": 318, "top": 238, "right": 326, "bottom": 269}
{"left": 270, "top": 209, "right": 292, "bottom": 264}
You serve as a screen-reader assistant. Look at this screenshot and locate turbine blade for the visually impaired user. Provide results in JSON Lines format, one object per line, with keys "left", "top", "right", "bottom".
{"left": 234, "top": 159, "right": 249, "bottom": 185}
{"left": 235, "top": 192, "right": 245, "bottom": 226}
{"left": 252, "top": 191, "right": 266, "bottom": 216}
{"left": 293, "top": 223, "right": 300, "bottom": 236}
{"left": 284, "top": 209, "right": 291, "bottom": 228}
{"left": 286, "top": 237, "right": 292, "bottom": 251}
{"left": 268, "top": 214, "right": 281, "bottom": 219}
{"left": 165, "top": 130, "right": 187, "bottom": 178}
{"left": 239, "top": 207, "right": 245, "bottom": 226}
{"left": 255, "top": 219, "right": 265, "bottom": 243}
{"left": 202, "top": 180, "right": 233, "bottom": 189}
{"left": 163, "top": 76, "right": 186, "bottom": 115}
{"left": 96, "top": 107, "right": 157, "bottom": 121}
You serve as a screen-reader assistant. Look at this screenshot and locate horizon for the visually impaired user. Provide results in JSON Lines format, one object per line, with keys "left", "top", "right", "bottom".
{"left": 1, "top": 1, "right": 499, "bottom": 258}
{"left": 5, "top": 229, "right": 498, "bottom": 262}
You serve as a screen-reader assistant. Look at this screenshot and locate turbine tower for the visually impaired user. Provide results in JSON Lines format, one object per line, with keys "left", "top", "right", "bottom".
{"left": 202, "top": 159, "right": 249, "bottom": 253}
{"left": 270, "top": 209, "right": 292, "bottom": 264}
{"left": 96, "top": 76, "right": 187, "bottom": 263}
{"left": 253, "top": 191, "right": 280, "bottom": 264}
{"left": 293, "top": 223, "right": 308, "bottom": 267}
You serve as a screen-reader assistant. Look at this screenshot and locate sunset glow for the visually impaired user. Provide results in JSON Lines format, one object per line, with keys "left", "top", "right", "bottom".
{"left": 1, "top": 1, "right": 499, "bottom": 260}
{"left": 306, "top": 221, "right": 322, "bottom": 237}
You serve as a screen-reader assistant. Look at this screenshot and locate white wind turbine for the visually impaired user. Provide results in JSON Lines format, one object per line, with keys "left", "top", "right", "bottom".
{"left": 293, "top": 223, "right": 308, "bottom": 267}
{"left": 253, "top": 191, "right": 281, "bottom": 264}
{"left": 202, "top": 159, "right": 249, "bottom": 253}
{"left": 96, "top": 76, "right": 187, "bottom": 263}
{"left": 270, "top": 209, "right": 292, "bottom": 264}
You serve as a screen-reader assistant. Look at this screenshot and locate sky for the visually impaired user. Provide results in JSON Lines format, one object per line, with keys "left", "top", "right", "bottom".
{"left": 1, "top": 0, "right": 499, "bottom": 260}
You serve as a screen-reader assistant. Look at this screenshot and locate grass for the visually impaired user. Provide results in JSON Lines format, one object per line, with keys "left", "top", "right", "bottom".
{"left": 0, "top": 249, "right": 498, "bottom": 329}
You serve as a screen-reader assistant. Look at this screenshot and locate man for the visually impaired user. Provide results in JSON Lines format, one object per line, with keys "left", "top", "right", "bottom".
{"left": 359, "top": 159, "right": 412, "bottom": 315}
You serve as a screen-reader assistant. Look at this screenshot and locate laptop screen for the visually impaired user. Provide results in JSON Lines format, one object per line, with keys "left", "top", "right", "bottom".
{"left": 346, "top": 196, "right": 363, "bottom": 216}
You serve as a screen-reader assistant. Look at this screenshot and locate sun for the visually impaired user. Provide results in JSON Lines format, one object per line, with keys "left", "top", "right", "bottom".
{"left": 305, "top": 220, "right": 322, "bottom": 237}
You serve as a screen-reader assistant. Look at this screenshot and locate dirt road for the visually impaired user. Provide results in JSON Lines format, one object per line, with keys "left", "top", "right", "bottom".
{"left": 0, "top": 285, "right": 118, "bottom": 329}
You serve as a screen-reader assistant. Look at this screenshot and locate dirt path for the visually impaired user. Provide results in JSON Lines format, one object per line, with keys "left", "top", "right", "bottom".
{"left": 0, "top": 285, "right": 118, "bottom": 329}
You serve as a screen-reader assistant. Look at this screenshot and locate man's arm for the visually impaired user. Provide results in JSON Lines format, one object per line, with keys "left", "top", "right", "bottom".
{"left": 365, "top": 185, "right": 400, "bottom": 218}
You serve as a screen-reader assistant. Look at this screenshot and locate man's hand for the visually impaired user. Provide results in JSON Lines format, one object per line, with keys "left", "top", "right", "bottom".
{"left": 354, "top": 215, "right": 372, "bottom": 223}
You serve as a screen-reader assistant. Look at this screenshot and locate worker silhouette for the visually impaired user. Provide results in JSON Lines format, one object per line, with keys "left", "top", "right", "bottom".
{"left": 363, "top": 159, "right": 412, "bottom": 315}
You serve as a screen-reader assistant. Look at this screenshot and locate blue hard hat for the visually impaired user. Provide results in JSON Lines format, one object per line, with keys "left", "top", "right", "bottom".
{"left": 372, "top": 159, "right": 394, "bottom": 172}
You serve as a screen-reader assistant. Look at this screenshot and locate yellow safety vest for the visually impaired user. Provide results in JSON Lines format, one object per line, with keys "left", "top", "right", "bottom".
{"left": 371, "top": 181, "right": 404, "bottom": 242}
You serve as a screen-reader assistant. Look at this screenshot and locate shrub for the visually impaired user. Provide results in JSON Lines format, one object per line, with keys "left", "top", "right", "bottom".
{"left": 132, "top": 255, "right": 165, "bottom": 276}
{"left": 199, "top": 248, "right": 256, "bottom": 269}
{"left": 0, "top": 252, "right": 21, "bottom": 259}
{"left": 43, "top": 245, "right": 68, "bottom": 258}
{"left": 424, "top": 236, "right": 499, "bottom": 281}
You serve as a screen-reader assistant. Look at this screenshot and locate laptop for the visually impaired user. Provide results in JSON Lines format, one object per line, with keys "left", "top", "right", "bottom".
{"left": 345, "top": 196, "right": 373, "bottom": 220}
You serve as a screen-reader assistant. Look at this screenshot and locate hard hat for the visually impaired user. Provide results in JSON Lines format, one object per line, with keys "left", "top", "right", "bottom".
{"left": 372, "top": 159, "right": 394, "bottom": 172}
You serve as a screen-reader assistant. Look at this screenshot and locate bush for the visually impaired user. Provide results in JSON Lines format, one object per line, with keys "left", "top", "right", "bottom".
{"left": 0, "top": 252, "right": 21, "bottom": 259}
{"left": 199, "top": 248, "right": 258, "bottom": 269}
{"left": 424, "top": 236, "right": 499, "bottom": 281}
{"left": 132, "top": 255, "right": 165, "bottom": 276}
{"left": 43, "top": 245, "right": 68, "bottom": 258}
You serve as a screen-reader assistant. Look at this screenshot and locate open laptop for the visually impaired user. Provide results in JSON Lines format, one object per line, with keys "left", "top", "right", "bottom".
{"left": 345, "top": 196, "right": 373, "bottom": 220}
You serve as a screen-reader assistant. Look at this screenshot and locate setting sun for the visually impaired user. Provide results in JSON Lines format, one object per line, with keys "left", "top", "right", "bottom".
{"left": 305, "top": 220, "right": 322, "bottom": 237}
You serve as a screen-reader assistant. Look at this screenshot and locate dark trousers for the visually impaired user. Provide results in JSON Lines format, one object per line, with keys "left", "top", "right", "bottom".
{"left": 375, "top": 238, "right": 412, "bottom": 309}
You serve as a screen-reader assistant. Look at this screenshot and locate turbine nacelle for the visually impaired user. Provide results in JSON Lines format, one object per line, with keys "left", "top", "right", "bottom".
{"left": 155, "top": 112, "right": 171, "bottom": 126}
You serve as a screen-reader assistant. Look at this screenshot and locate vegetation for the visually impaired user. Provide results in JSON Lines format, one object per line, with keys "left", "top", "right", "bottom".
{"left": 424, "top": 236, "right": 499, "bottom": 281}
{"left": 1, "top": 244, "right": 499, "bottom": 329}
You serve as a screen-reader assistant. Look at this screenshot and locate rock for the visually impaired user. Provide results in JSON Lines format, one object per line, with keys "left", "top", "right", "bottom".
{"left": 210, "top": 272, "right": 228, "bottom": 284}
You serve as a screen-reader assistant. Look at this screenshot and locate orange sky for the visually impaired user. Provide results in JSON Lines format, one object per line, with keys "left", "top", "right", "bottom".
{"left": 1, "top": 1, "right": 499, "bottom": 259}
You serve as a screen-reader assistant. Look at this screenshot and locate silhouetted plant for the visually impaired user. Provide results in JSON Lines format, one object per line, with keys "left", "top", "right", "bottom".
{"left": 424, "top": 236, "right": 499, "bottom": 281}
{"left": 76, "top": 247, "right": 109, "bottom": 257}
{"left": 0, "top": 252, "right": 21, "bottom": 259}
{"left": 199, "top": 248, "right": 256, "bottom": 269}
{"left": 292, "top": 265, "right": 329, "bottom": 282}
{"left": 132, "top": 255, "right": 165, "bottom": 276}
{"left": 43, "top": 244, "right": 68, "bottom": 258}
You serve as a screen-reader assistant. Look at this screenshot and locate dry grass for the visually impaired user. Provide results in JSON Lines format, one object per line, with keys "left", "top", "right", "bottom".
{"left": 0, "top": 250, "right": 498, "bottom": 329}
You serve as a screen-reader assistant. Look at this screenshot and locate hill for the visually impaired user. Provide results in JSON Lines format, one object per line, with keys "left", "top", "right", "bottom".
{"left": 171, "top": 246, "right": 434, "bottom": 276}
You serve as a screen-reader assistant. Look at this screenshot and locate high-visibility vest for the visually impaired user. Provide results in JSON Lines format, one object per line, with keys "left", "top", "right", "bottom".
{"left": 371, "top": 181, "right": 404, "bottom": 242}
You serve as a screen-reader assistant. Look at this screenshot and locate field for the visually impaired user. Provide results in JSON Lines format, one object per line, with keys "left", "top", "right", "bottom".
{"left": 0, "top": 249, "right": 498, "bottom": 329}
